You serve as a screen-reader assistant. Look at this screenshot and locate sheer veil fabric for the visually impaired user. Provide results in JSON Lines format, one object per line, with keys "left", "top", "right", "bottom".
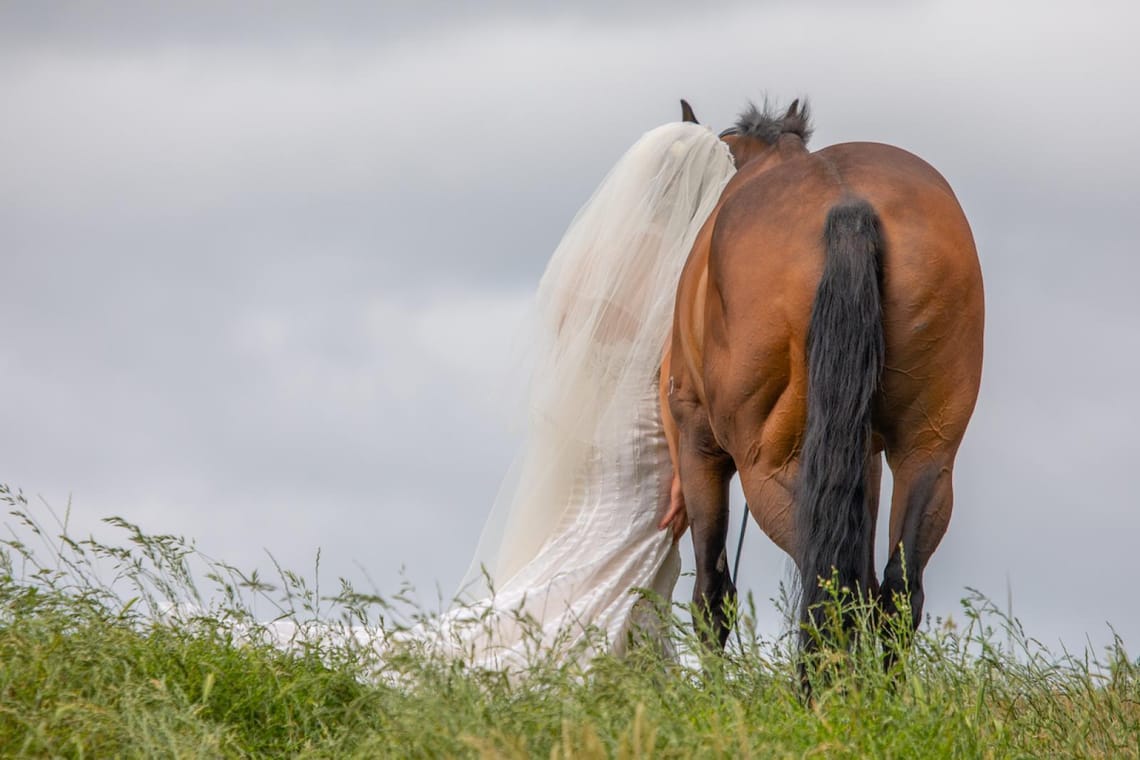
{"left": 444, "top": 122, "right": 736, "bottom": 668}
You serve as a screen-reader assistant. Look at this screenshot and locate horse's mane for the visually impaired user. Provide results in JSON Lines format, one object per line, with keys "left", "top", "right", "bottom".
{"left": 735, "top": 99, "right": 813, "bottom": 145}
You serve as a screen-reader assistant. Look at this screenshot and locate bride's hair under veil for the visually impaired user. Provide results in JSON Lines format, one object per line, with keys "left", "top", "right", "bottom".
{"left": 458, "top": 122, "right": 736, "bottom": 600}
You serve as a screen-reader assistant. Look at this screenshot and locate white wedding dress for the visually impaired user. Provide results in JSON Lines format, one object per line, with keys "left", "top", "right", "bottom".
{"left": 439, "top": 392, "right": 681, "bottom": 670}
{"left": 428, "top": 122, "right": 737, "bottom": 671}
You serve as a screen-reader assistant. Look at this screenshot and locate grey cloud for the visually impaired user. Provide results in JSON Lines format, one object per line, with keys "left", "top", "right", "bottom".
{"left": 0, "top": 0, "right": 758, "bottom": 57}
{"left": 2, "top": 0, "right": 1139, "bottom": 651}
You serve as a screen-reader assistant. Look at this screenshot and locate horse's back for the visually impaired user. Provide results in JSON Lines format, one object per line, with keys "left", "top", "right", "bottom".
{"left": 712, "top": 140, "right": 974, "bottom": 277}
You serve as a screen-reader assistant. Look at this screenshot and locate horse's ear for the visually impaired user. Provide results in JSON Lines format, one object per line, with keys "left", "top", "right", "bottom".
{"left": 680, "top": 99, "right": 699, "bottom": 124}
{"left": 784, "top": 99, "right": 801, "bottom": 119}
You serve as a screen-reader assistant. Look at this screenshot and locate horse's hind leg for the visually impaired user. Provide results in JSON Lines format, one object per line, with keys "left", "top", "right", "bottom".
{"left": 877, "top": 355, "right": 978, "bottom": 668}
{"left": 674, "top": 402, "right": 737, "bottom": 650}
{"left": 880, "top": 453, "right": 956, "bottom": 633}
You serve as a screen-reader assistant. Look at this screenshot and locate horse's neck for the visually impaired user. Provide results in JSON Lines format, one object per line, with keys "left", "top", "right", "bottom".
{"left": 736, "top": 134, "right": 809, "bottom": 176}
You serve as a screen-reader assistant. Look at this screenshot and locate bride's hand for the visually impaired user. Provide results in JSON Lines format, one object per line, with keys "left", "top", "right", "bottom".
{"left": 658, "top": 473, "right": 688, "bottom": 543}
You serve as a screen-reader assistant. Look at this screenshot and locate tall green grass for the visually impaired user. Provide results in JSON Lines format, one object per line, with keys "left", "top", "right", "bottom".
{"left": 1, "top": 482, "right": 1137, "bottom": 758}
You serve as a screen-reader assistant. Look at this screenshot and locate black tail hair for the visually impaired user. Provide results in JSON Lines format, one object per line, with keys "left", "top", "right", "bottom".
{"left": 796, "top": 198, "right": 884, "bottom": 646}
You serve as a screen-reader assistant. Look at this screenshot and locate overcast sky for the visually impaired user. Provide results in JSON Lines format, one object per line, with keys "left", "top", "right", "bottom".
{"left": 3, "top": 1, "right": 1138, "bottom": 653}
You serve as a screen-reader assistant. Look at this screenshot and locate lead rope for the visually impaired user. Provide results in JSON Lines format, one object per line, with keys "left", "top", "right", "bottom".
{"left": 730, "top": 502, "right": 748, "bottom": 653}
{"left": 731, "top": 502, "right": 748, "bottom": 586}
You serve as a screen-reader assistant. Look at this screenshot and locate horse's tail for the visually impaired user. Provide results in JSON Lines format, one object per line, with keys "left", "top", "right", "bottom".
{"left": 796, "top": 197, "right": 884, "bottom": 645}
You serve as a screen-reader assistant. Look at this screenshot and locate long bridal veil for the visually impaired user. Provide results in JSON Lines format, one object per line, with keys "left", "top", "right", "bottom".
{"left": 457, "top": 122, "right": 737, "bottom": 600}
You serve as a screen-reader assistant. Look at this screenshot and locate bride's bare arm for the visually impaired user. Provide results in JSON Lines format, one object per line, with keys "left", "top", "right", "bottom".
{"left": 657, "top": 346, "right": 688, "bottom": 542}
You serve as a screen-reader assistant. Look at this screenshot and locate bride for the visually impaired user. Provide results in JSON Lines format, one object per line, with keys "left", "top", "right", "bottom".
{"left": 430, "top": 119, "right": 736, "bottom": 670}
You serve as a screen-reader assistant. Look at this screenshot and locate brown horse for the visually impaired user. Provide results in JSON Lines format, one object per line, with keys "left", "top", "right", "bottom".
{"left": 660, "top": 99, "right": 984, "bottom": 653}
